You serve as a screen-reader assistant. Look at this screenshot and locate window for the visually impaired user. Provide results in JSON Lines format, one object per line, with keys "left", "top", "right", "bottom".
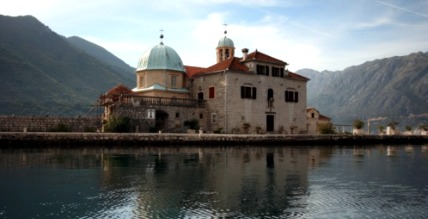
{"left": 175, "top": 112, "right": 180, "bottom": 118}
{"left": 209, "top": 87, "right": 215, "bottom": 98}
{"left": 267, "top": 89, "right": 274, "bottom": 107}
{"left": 139, "top": 75, "right": 144, "bottom": 88}
{"left": 198, "top": 92, "right": 204, "bottom": 101}
{"left": 272, "top": 67, "right": 284, "bottom": 77}
{"left": 225, "top": 49, "right": 230, "bottom": 58}
{"left": 241, "top": 86, "right": 257, "bottom": 99}
{"left": 272, "top": 67, "right": 279, "bottom": 77}
{"left": 256, "top": 65, "right": 269, "bottom": 76}
{"left": 199, "top": 113, "right": 203, "bottom": 119}
{"left": 171, "top": 75, "right": 177, "bottom": 88}
{"left": 311, "top": 113, "right": 315, "bottom": 118}
{"left": 285, "top": 90, "right": 299, "bottom": 102}
{"left": 211, "top": 113, "right": 217, "bottom": 124}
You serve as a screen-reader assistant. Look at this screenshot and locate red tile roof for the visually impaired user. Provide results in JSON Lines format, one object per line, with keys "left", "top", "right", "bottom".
{"left": 319, "top": 114, "right": 331, "bottom": 121}
{"left": 185, "top": 57, "right": 249, "bottom": 77}
{"left": 185, "top": 50, "right": 308, "bottom": 81}
{"left": 185, "top": 66, "right": 206, "bottom": 77}
{"left": 206, "top": 57, "right": 249, "bottom": 72}
{"left": 287, "top": 71, "right": 310, "bottom": 81}
{"left": 105, "top": 83, "right": 134, "bottom": 95}
{"left": 244, "top": 50, "right": 287, "bottom": 65}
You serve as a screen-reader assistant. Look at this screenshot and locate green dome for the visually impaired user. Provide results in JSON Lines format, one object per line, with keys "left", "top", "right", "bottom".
{"left": 217, "top": 36, "right": 234, "bottom": 47}
{"left": 137, "top": 43, "right": 185, "bottom": 72}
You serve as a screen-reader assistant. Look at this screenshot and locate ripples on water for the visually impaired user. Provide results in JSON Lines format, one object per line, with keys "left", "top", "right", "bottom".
{"left": 0, "top": 145, "right": 427, "bottom": 218}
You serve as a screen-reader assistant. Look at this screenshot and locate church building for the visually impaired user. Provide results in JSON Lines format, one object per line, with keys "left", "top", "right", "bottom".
{"left": 100, "top": 30, "right": 310, "bottom": 134}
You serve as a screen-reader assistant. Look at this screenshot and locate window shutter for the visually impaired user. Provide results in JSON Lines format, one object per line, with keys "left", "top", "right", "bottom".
{"left": 209, "top": 87, "right": 215, "bottom": 98}
{"left": 252, "top": 87, "right": 257, "bottom": 99}
{"left": 295, "top": 92, "right": 299, "bottom": 102}
{"left": 266, "top": 66, "right": 270, "bottom": 76}
{"left": 241, "top": 86, "right": 245, "bottom": 99}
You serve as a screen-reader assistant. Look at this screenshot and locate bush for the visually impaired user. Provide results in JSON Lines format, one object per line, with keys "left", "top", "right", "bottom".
{"left": 104, "top": 116, "right": 132, "bottom": 133}
{"left": 50, "top": 123, "right": 71, "bottom": 132}
{"left": 353, "top": 119, "right": 364, "bottom": 129}
{"left": 318, "top": 123, "right": 336, "bottom": 134}
{"left": 184, "top": 118, "right": 200, "bottom": 130}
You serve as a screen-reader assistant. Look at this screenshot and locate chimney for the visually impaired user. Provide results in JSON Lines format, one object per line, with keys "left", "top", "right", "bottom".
{"left": 241, "top": 48, "right": 249, "bottom": 61}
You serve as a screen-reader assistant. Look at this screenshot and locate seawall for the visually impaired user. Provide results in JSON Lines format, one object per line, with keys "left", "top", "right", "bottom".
{"left": 0, "top": 115, "right": 100, "bottom": 132}
{"left": 1, "top": 132, "right": 427, "bottom": 147}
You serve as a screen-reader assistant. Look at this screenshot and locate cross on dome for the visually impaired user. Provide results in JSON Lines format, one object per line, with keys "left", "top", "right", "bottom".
{"left": 160, "top": 28, "right": 164, "bottom": 45}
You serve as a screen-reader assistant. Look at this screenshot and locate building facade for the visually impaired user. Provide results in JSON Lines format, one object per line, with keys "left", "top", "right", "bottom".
{"left": 100, "top": 32, "right": 310, "bottom": 134}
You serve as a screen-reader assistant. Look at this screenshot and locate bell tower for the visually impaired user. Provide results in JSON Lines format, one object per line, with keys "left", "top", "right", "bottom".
{"left": 216, "top": 24, "right": 235, "bottom": 63}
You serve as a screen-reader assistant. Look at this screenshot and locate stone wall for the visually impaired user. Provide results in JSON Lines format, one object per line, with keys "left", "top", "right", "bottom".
{"left": 192, "top": 70, "right": 308, "bottom": 134}
{"left": 110, "top": 104, "right": 208, "bottom": 133}
{"left": 0, "top": 115, "right": 101, "bottom": 132}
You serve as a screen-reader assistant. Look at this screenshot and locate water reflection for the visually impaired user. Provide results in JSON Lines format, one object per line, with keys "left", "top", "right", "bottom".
{"left": 0, "top": 145, "right": 427, "bottom": 218}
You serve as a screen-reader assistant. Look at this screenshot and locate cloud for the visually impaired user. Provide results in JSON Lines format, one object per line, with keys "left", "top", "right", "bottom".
{"left": 354, "top": 17, "right": 392, "bottom": 29}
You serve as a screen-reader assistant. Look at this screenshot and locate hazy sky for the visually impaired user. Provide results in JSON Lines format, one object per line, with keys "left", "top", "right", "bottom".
{"left": 2, "top": 0, "right": 428, "bottom": 71}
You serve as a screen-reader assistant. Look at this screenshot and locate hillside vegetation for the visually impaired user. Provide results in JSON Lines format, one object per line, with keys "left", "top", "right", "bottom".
{"left": 0, "top": 15, "right": 134, "bottom": 115}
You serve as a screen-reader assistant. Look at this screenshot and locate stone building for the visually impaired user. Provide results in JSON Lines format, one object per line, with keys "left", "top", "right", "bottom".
{"left": 306, "top": 107, "right": 332, "bottom": 134}
{"left": 100, "top": 31, "right": 310, "bottom": 134}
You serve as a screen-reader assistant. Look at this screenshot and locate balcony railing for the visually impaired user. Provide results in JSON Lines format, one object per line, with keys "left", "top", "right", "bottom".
{"left": 101, "top": 94, "right": 206, "bottom": 108}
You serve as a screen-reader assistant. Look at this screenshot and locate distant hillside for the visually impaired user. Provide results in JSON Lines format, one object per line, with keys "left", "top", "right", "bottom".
{"left": 66, "top": 36, "right": 135, "bottom": 78}
{"left": 0, "top": 15, "right": 135, "bottom": 116}
{"left": 298, "top": 52, "right": 428, "bottom": 128}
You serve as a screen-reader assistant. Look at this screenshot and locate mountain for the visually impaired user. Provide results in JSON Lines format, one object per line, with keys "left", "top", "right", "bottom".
{"left": 0, "top": 15, "right": 135, "bottom": 116}
{"left": 298, "top": 52, "right": 428, "bottom": 128}
{"left": 66, "top": 36, "right": 135, "bottom": 77}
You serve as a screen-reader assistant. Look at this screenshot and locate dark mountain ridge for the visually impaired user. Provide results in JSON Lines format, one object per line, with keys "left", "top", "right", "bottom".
{"left": 0, "top": 15, "right": 134, "bottom": 115}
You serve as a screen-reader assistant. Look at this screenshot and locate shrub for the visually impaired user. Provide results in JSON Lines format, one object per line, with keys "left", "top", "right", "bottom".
{"left": 318, "top": 123, "right": 336, "bottom": 134}
{"left": 50, "top": 123, "right": 71, "bottom": 132}
{"left": 104, "top": 116, "right": 132, "bottom": 133}
{"left": 184, "top": 118, "right": 200, "bottom": 130}
{"left": 83, "top": 126, "right": 97, "bottom": 132}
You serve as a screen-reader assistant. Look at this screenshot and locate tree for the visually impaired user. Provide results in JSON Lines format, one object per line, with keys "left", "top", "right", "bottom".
{"left": 378, "top": 125, "right": 385, "bottom": 134}
{"left": 388, "top": 121, "right": 399, "bottom": 130}
{"left": 353, "top": 119, "right": 364, "bottom": 129}
{"left": 405, "top": 125, "right": 412, "bottom": 132}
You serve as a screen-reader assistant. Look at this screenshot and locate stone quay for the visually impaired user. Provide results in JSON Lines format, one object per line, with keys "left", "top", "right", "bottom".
{"left": 0, "top": 132, "right": 427, "bottom": 147}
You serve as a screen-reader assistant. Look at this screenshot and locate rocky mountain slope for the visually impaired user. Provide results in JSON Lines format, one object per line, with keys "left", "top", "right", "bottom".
{"left": 298, "top": 52, "right": 428, "bottom": 128}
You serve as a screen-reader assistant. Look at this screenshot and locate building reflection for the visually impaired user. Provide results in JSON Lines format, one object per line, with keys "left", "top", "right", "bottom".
{"left": 8, "top": 145, "right": 428, "bottom": 217}
{"left": 97, "top": 146, "right": 334, "bottom": 218}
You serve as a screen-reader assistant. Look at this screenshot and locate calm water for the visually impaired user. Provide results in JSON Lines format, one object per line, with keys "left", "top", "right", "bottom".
{"left": 0, "top": 145, "right": 427, "bottom": 219}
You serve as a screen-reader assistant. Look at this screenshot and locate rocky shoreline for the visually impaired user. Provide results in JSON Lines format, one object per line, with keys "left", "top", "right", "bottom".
{"left": 0, "top": 132, "right": 427, "bottom": 147}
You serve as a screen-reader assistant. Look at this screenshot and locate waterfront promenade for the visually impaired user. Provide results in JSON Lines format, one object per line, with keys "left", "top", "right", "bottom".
{"left": 1, "top": 132, "right": 427, "bottom": 147}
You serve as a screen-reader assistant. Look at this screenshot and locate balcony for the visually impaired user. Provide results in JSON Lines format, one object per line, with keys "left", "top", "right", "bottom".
{"left": 101, "top": 94, "right": 206, "bottom": 108}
